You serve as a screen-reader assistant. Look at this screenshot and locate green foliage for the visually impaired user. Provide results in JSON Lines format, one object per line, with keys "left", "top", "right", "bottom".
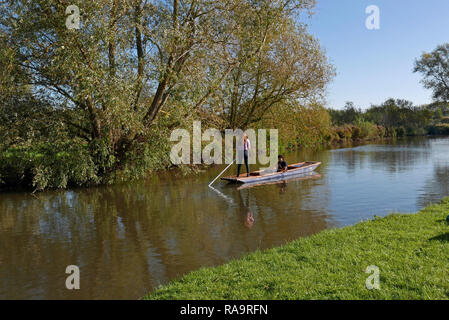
{"left": 414, "top": 44, "right": 449, "bottom": 101}
{"left": 329, "top": 121, "right": 390, "bottom": 144}
{"left": 146, "top": 198, "right": 449, "bottom": 300}
{"left": 328, "top": 98, "right": 443, "bottom": 138}
{"left": 396, "top": 126, "right": 406, "bottom": 137}
{"left": 0, "top": 139, "right": 99, "bottom": 191}
{"left": 427, "top": 123, "right": 449, "bottom": 135}
{"left": 259, "top": 102, "right": 332, "bottom": 151}
{"left": 328, "top": 102, "right": 362, "bottom": 126}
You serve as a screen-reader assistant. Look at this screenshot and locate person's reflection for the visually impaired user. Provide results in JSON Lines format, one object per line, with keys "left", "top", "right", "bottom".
{"left": 278, "top": 181, "right": 287, "bottom": 194}
{"left": 238, "top": 189, "right": 255, "bottom": 229}
{"left": 245, "top": 212, "right": 254, "bottom": 228}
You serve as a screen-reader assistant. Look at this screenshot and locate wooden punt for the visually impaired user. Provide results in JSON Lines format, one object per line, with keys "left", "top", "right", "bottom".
{"left": 236, "top": 172, "right": 321, "bottom": 190}
{"left": 221, "top": 161, "right": 321, "bottom": 185}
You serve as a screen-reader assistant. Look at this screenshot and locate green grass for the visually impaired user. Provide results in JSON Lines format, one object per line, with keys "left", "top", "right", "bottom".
{"left": 145, "top": 198, "right": 449, "bottom": 300}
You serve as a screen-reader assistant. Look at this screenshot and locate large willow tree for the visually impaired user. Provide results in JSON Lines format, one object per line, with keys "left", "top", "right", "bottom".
{"left": 0, "top": 0, "right": 333, "bottom": 188}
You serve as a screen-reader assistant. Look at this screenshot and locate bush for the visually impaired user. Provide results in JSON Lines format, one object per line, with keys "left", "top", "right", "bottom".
{"left": 352, "top": 126, "right": 362, "bottom": 139}
{"left": 334, "top": 125, "right": 353, "bottom": 140}
{"left": 406, "top": 127, "right": 426, "bottom": 136}
{"left": 377, "top": 125, "right": 387, "bottom": 138}
{"left": 396, "top": 126, "right": 406, "bottom": 137}
{"left": 0, "top": 139, "right": 100, "bottom": 191}
{"left": 358, "top": 121, "right": 374, "bottom": 139}
{"left": 427, "top": 123, "right": 449, "bottom": 135}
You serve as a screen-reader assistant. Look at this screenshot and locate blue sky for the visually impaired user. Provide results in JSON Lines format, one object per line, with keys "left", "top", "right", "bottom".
{"left": 306, "top": 0, "right": 449, "bottom": 109}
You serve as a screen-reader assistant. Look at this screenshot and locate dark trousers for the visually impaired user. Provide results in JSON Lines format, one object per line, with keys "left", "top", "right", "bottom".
{"left": 237, "top": 150, "right": 249, "bottom": 177}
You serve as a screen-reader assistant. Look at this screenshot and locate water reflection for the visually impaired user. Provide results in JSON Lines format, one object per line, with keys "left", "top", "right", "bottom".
{"left": 236, "top": 190, "right": 254, "bottom": 229}
{"left": 1, "top": 137, "right": 449, "bottom": 299}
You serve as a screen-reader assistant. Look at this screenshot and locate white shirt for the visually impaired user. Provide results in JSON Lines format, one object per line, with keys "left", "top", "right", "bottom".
{"left": 244, "top": 139, "right": 251, "bottom": 151}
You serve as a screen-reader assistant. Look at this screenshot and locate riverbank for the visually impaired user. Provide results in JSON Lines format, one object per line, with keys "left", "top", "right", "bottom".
{"left": 0, "top": 134, "right": 408, "bottom": 193}
{"left": 0, "top": 116, "right": 446, "bottom": 192}
{"left": 145, "top": 198, "right": 449, "bottom": 300}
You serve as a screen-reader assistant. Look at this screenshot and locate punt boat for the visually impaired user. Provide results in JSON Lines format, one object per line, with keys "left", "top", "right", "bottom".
{"left": 221, "top": 161, "right": 321, "bottom": 185}
{"left": 235, "top": 172, "right": 321, "bottom": 190}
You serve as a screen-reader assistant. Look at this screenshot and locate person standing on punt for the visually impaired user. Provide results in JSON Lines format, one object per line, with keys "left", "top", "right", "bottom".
{"left": 237, "top": 134, "right": 251, "bottom": 177}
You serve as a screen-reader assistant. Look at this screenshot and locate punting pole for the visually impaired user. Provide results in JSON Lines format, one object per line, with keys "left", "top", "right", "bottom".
{"left": 208, "top": 159, "right": 236, "bottom": 187}
{"left": 208, "top": 185, "right": 235, "bottom": 205}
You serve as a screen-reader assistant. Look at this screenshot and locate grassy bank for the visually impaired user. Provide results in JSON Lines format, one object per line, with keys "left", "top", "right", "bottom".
{"left": 146, "top": 199, "right": 449, "bottom": 300}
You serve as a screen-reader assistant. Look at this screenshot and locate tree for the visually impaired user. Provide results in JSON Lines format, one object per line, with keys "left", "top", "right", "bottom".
{"left": 328, "top": 102, "right": 361, "bottom": 125}
{"left": 414, "top": 44, "right": 449, "bottom": 101}
{"left": 216, "top": 19, "right": 334, "bottom": 129}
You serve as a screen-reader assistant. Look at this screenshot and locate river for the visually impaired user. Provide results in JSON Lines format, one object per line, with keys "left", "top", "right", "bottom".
{"left": 1, "top": 136, "right": 448, "bottom": 299}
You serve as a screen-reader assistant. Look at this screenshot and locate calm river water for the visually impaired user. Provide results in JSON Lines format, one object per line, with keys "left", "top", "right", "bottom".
{"left": 1, "top": 136, "right": 448, "bottom": 299}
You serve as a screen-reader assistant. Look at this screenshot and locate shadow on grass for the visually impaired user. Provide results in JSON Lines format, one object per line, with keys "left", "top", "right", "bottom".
{"left": 428, "top": 232, "right": 449, "bottom": 242}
